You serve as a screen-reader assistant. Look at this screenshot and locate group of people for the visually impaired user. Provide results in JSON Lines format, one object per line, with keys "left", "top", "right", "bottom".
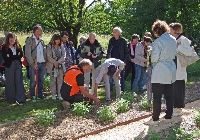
{"left": 61, "top": 20, "right": 193, "bottom": 127}
{"left": 0, "top": 19, "right": 192, "bottom": 127}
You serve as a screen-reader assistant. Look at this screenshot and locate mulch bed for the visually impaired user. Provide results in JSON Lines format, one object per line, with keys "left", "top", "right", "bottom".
{"left": 0, "top": 82, "right": 200, "bottom": 140}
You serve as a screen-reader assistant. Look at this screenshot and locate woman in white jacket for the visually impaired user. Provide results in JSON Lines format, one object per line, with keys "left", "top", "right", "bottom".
{"left": 169, "top": 23, "right": 193, "bottom": 116}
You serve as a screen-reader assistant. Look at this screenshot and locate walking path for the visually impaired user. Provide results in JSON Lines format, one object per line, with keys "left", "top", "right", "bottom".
{"left": 79, "top": 100, "right": 200, "bottom": 140}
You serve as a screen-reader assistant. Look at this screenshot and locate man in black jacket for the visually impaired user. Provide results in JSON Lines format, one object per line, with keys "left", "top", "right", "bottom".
{"left": 106, "top": 27, "right": 129, "bottom": 92}
{"left": 80, "top": 33, "right": 103, "bottom": 94}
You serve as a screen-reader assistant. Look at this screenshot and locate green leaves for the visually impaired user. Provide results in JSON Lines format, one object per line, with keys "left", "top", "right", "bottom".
{"left": 72, "top": 102, "right": 91, "bottom": 116}
{"left": 34, "top": 109, "right": 56, "bottom": 126}
{"left": 97, "top": 105, "right": 116, "bottom": 121}
{"left": 121, "top": 91, "right": 136, "bottom": 103}
{"left": 116, "top": 98, "right": 130, "bottom": 113}
{"left": 194, "top": 110, "right": 200, "bottom": 127}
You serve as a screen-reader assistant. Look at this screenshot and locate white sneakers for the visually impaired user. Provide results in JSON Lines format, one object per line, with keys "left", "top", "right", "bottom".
{"left": 173, "top": 108, "right": 182, "bottom": 116}
{"left": 144, "top": 119, "right": 159, "bottom": 126}
{"left": 52, "top": 96, "right": 56, "bottom": 100}
{"left": 52, "top": 95, "right": 63, "bottom": 100}
{"left": 143, "top": 85, "right": 147, "bottom": 90}
{"left": 58, "top": 96, "right": 63, "bottom": 100}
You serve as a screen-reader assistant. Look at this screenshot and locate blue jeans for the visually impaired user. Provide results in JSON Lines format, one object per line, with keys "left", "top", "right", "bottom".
{"left": 132, "top": 64, "right": 146, "bottom": 93}
{"left": 29, "top": 62, "right": 46, "bottom": 98}
{"left": 110, "top": 70, "right": 125, "bottom": 92}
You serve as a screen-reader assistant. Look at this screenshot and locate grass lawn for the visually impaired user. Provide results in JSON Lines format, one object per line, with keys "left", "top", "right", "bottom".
{"left": 0, "top": 98, "right": 63, "bottom": 124}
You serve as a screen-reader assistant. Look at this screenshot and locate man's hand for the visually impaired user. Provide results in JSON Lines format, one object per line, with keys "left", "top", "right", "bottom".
{"left": 116, "top": 71, "right": 121, "bottom": 80}
{"left": 32, "top": 64, "right": 37, "bottom": 69}
{"left": 54, "top": 61, "right": 59, "bottom": 68}
{"left": 131, "top": 59, "right": 134, "bottom": 63}
{"left": 93, "top": 98, "right": 100, "bottom": 104}
{"left": 7, "top": 54, "right": 9, "bottom": 57}
{"left": 18, "top": 52, "right": 20, "bottom": 55}
{"left": 92, "top": 54, "right": 97, "bottom": 58}
{"left": 93, "top": 83, "right": 98, "bottom": 97}
{"left": 116, "top": 74, "right": 121, "bottom": 80}
{"left": 87, "top": 52, "right": 92, "bottom": 56}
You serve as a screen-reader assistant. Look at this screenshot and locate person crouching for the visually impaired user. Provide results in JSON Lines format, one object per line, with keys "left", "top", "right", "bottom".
{"left": 61, "top": 59, "right": 100, "bottom": 109}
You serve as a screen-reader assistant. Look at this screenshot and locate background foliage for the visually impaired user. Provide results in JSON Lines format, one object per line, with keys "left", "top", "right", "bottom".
{"left": 0, "top": 0, "right": 199, "bottom": 48}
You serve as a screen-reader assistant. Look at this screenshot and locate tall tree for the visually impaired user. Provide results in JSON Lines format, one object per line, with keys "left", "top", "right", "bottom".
{"left": 0, "top": 0, "right": 101, "bottom": 48}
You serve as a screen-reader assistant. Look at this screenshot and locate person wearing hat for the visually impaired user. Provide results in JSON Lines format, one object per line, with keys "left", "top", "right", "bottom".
{"left": 93, "top": 58, "right": 125, "bottom": 101}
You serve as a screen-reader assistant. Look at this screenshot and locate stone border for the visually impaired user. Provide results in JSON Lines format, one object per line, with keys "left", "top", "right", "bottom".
{"left": 0, "top": 117, "right": 35, "bottom": 128}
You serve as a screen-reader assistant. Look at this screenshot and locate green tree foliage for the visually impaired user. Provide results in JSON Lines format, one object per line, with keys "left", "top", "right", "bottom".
{"left": 104, "top": 0, "right": 200, "bottom": 45}
{"left": 0, "top": 0, "right": 101, "bottom": 47}
{"left": 0, "top": 0, "right": 199, "bottom": 47}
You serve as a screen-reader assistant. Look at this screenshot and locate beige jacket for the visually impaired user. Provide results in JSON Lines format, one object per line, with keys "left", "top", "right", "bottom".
{"left": 47, "top": 44, "right": 66, "bottom": 74}
{"left": 25, "top": 36, "right": 47, "bottom": 67}
{"left": 176, "top": 35, "right": 193, "bottom": 82}
{"left": 134, "top": 42, "right": 148, "bottom": 67}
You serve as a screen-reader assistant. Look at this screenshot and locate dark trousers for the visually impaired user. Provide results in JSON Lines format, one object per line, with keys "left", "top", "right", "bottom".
{"left": 29, "top": 62, "right": 46, "bottom": 98}
{"left": 173, "top": 80, "right": 185, "bottom": 108}
{"left": 0, "top": 67, "right": 5, "bottom": 75}
{"left": 5, "top": 60, "right": 26, "bottom": 104}
{"left": 124, "top": 61, "right": 135, "bottom": 88}
{"left": 152, "top": 83, "right": 173, "bottom": 121}
{"left": 61, "top": 82, "right": 92, "bottom": 104}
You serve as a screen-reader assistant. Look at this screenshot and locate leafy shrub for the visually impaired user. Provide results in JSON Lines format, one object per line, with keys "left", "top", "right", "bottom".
{"left": 148, "top": 131, "right": 161, "bottom": 140}
{"left": 116, "top": 99, "right": 130, "bottom": 113}
{"left": 194, "top": 110, "right": 200, "bottom": 127}
{"left": 34, "top": 109, "right": 56, "bottom": 126}
{"left": 166, "top": 127, "right": 194, "bottom": 140}
{"left": 139, "top": 95, "right": 150, "bottom": 110}
{"left": 121, "top": 91, "right": 136, "bottom": 103}
{"left": 72, "top": 102, "right": 91, "bottom": 116}
{"left": 98, "top": 105, "right": 115, "bottom": 121}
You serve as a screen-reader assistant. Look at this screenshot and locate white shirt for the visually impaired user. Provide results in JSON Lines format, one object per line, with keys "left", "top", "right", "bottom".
{"left": 95, "top": 58, "right": 125, "bottom": 84}
{"left": 9, "top": 46, "right": 16, "bottom": 55}
{"left": 32, "top": 35, "right": 45, "bottom": 63}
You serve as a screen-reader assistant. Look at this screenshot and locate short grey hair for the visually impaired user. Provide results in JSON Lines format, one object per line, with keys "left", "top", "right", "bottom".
{"left": 113, "top": 27, "right": 122, "bottom": 34}
{"left": 89, "top": 32, "right": 96, "bottom": 38}
{"left": 79, "top": 59, "right": 92, "bottom": 67}
{"left": 79, "top": 36, "right": 87, "bottom": 41}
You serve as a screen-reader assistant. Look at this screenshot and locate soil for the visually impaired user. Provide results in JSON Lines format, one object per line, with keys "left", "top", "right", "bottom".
{"left": 0, "top": 82, "right": 200, "bottom": 140}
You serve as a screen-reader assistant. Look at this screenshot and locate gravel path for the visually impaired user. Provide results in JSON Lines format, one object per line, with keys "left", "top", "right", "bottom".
{"left": 79, "top": 100, "right": 200, "bottom": 140}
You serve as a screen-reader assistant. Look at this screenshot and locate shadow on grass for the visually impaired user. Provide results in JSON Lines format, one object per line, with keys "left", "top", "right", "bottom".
{"left": 0, "top": 95, "right": 68, "bottom": 139}
{"left": 0, "top": 96, "right": 63, "bottom": 124}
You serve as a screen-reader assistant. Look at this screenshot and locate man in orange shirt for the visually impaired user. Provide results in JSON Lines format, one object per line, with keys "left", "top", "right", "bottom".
{"left": 61, "top": 59, "right": 100, "bottom": 109}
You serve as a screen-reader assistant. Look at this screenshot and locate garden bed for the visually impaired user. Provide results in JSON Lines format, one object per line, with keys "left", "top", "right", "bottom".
{"left": 0, "top": 82, "right": 200, "bottom": 139}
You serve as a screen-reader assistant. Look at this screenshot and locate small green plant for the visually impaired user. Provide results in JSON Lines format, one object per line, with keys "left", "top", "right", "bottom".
{"left": 148, "top": 131, "right": 161, "bottom": 140}
{"left": 194, "top": 110, "right": 200, "bottom": 127}
{"left": 72, "top": 102, "right": 91, "bottom": 116}
{"left": 116, "top": 99, "right": 130, "bottom": 113}
{"left": 34, "top": 109, "right": 56, "bottom": 126}
{"left": 98, "top": 105, "right": 115, "bottom": 121}
{"left": 193, "top": 129, "right": 200, "bottom": 138}
{"left": 166, "top": 127, "right": 194, "bottom": 140}
{"left": 121, "top": 91, "right": 136, "bottom": 103}
{"left": 139, "top": 95, "right": 150, "bottom": 110}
